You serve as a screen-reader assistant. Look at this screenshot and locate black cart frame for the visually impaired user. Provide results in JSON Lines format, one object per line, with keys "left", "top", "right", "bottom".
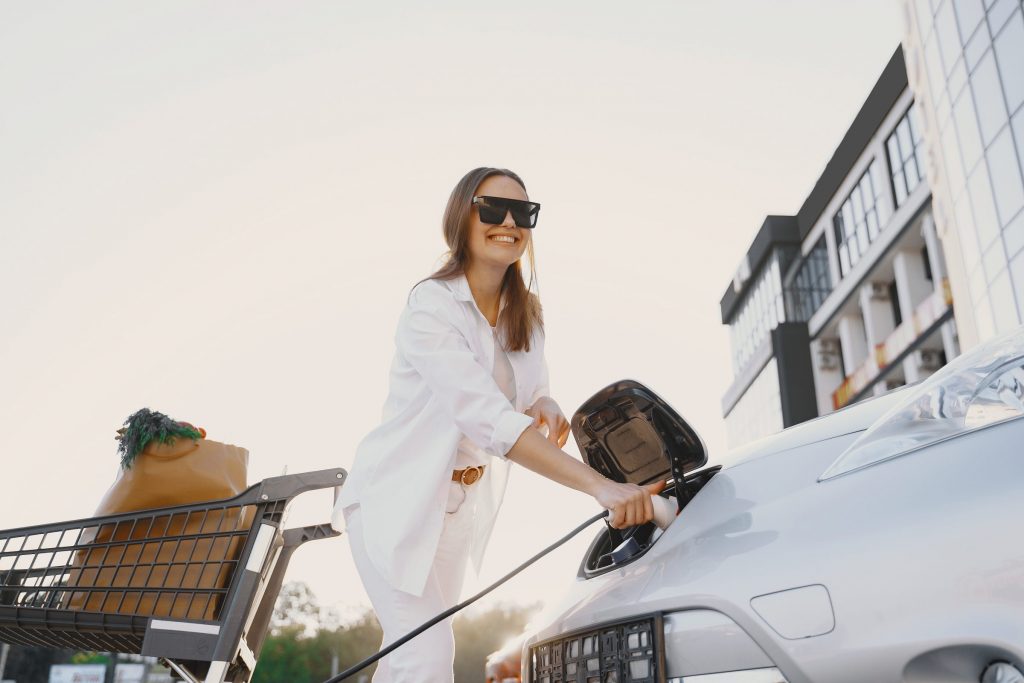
{"left": 0, "top": 467, "right": 347, "bottom": 683}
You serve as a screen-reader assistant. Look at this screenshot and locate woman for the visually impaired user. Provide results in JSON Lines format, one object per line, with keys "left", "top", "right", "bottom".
{"left": 332, "top": 167, "right": 662, "bottom": 682}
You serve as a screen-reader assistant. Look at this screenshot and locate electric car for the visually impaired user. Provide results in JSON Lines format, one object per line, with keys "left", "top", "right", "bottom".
{"left": 519, "top": 325, "right": 1024, "bottom": 683}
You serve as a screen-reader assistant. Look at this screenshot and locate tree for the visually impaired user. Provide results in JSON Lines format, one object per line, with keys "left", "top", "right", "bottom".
{"left": 309, "top": 611, "right": 383, "bottom": 681}
{"left": 253, "top": 624, "right": 317, "bottom": 683}
{"left": 1, "top": 645, "right": 76, "bottom": 682}
{"left": 454, "top": 602, "right": 540, "bottom": 683}
{"left": 253, "top": 608, "right": 382, "bottom": 683}
{"left": 252, "top": 581, "right": 540, "bottom": 683}
{"left": 270, "top": 581, "right": 323, "bottom": 638}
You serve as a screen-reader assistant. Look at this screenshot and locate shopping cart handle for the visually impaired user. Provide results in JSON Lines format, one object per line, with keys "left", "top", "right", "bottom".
{"left": 255, "top": 468, "right": 348, "bottom": 502}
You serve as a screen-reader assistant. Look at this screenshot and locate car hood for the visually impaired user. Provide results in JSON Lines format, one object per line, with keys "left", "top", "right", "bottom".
{"left": 716, "top": 383, "right": 913, "bottom": 470}
{"left": 571, "top": 379, "right": 708, "bottom": 501}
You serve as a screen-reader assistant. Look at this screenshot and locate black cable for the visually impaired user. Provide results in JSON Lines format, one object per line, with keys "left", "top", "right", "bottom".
{"left": 323, "top": 508, "right": 610, "bottom": 683}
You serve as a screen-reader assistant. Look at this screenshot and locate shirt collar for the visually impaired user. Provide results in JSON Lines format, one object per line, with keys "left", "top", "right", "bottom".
{"left": 449, "top": 272, "right": 508, "bottom": 315}
{"left": 449, "top": 272, "right": 474, "bottom": 302}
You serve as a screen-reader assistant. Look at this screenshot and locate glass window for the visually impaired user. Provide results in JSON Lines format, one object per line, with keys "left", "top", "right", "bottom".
{"left": 873, "top": 157, "right": 892, "bottom": 227}
{"left": 852, "top": 184, "right": 865, "bottom": 222}
{"left": 954, "top": 86, "right": 985, "bottom": 173}
{"left": 887, "top": 104, "right": 928, "bottom": 208}
{"left": 1003, "top": 207, "right": 1024, "bottom": 259}
{"left": 889, "top": 137, "right": 909, "bottom": 205}
{"left": 969, "top": 161, "right": 1002, "bottom": 248}
{"left": 833, "top": 159, "right": 891, "bottom": 277}
{"left": 983, "top": 237, "right": 1007, "bottom": 284}
{"left": 964, "top": 24, "right": 991, "bottom": 71}
{"left": 935, "top": 0, "right": 963, "bottom": 76}
{"left": 897, "top": 116, "right": 915, "bottom": 158}
{"left": 971, "top": 50, "right": 1009, "bottom": 146}
{"left": 987, "top": 127, "right": 1024, "bottom": 226}
{"left": 994, "top": 10, "right": 1024, "bottom": 114}
{"left": 838, "top": 238, "right": 850, "bottom": 276}
{"left": 955, "top": 0, "right": 986, "bottom": 37}
{"left": 728, "top": 253, "right": 786, "bottom": 375}
{"left": 784, "top": 237, "right": 832, "bottom": 322}
{"left": 1015, "top": 108, "right": 1024, "bottom": 188}
{"left": 939, "top": 89, "right": 954, "bottom": 131}
{"left": 868, "top": 208, "right": 884, "bottom": 240}
{"left": 949, "top": 56, "right": 969, "bottom": 100}
{"left": 988, "top": 0, "right": 1018, "bottom": 33}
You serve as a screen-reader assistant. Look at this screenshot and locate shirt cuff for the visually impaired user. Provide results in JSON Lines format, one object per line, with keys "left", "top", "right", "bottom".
{"left": 491, "top": 410, "right": 535, "bottom": 461}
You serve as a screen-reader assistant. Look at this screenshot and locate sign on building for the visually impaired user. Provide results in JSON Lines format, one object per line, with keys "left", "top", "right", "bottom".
{"left": 48, "top": 664, "right": 106, "bottom": 683}
{"left": 114, "top": 663, "right": 147, "bottom": 683}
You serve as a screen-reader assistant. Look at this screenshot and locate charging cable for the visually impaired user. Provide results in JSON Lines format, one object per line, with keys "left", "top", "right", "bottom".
{"left": 323, "top": 508, "right": 611, "bottom": 683}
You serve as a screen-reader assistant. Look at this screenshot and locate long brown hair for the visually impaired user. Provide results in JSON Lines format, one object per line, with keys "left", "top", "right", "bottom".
{"left": 409, "top": 167, "right": 543, "bottom": 352}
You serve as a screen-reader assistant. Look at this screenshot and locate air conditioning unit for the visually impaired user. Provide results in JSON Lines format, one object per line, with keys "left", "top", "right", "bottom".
{"left": 867, "top": 282, "right": 890, "bottom": 301}
{"left": 918, "top": 349, "right": 944, "bottom": 371}
{"left": 885, "top": 378, "right": 905, "bottom": 391}
{"left": 816, "top": 339, "right": 841, "bottom": 371}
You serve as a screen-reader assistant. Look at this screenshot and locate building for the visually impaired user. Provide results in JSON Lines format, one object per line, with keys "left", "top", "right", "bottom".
{"left": 721, "top": 47, "right": 960, "bottom": 449}
{"left": 901, "top": 0, "right": 1024, "bottom": 351}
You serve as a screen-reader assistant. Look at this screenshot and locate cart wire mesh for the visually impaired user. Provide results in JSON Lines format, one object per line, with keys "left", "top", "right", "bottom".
{"left": 0, "top": 496, "right": 276, "bottom": 652}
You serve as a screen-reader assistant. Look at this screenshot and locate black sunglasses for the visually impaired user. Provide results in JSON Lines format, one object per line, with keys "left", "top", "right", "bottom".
{"left": 472, "top": 195, "right": 541, "bottom": 229}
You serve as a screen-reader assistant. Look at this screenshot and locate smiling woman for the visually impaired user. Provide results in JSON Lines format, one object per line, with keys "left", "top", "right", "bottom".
{"left": 331, "top": 167, "right": 660, "bottom": 682}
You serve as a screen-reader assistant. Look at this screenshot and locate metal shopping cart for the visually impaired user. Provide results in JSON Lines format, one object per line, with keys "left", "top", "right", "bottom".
{"left": 0, "top": 467, "right": 346, "bottom": 683}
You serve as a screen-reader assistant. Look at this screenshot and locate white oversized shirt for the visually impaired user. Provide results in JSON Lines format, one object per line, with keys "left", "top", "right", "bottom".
{"left": 332, "top": 272, "right": 550, "bottom": 597}
{"left": 455, "top": 327, "right": 516, "bottom": 469}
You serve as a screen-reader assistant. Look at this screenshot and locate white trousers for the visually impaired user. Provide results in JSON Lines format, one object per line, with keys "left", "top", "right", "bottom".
{"left": 345, "top": 480, "right": 479, "bottom": 683}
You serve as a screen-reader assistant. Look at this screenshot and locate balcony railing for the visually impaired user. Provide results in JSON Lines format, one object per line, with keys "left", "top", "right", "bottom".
{"left": 832, "top": 278, "right": 953, "bottom": 410}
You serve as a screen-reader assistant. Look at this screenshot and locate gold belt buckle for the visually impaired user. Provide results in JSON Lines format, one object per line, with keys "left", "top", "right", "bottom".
{"left": 459, "top": 465, "right": 484, "bottom": 486}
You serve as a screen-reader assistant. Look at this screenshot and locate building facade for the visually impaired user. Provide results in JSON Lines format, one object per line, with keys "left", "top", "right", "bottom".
{"left": 901, "top": 0, "right": 1024, "bottom": 351}
{"left": 721, "top": 47, "right": 961, "bottom": 449}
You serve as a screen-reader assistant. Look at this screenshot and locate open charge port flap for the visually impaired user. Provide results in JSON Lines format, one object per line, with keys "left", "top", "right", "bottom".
{"left": 572, "top": 380, "right": 708, "bottom": 513}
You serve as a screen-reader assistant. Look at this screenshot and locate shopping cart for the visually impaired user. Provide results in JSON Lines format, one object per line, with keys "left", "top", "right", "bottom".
{"left": 0, "top": 467, "right": 346, "bottom": 683}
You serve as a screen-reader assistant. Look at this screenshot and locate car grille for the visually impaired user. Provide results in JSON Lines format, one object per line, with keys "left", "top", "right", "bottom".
{"left": 529, "top": 614, "right": 663, "bottom": 682}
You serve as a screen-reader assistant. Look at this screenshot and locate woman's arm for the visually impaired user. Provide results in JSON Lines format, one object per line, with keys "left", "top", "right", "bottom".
{"left": 505, "top": 426, "right": 661, "bottom": 529}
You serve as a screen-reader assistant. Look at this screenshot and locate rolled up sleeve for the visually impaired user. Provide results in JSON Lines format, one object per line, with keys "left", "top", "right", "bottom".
{"left": 396, "top": 287, "right": 534, "bottom": 461}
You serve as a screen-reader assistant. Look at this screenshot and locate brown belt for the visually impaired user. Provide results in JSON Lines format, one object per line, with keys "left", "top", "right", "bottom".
{"left": 452, "top": 465, "right": 485, "bottom": 486}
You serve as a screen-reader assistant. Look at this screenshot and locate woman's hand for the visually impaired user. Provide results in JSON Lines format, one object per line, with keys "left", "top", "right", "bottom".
{"left": 525, "top": 396, "right": 570, "bottom": 448}
{"left": 592, "top": 479, "right": 668, "bottom": 529}
{"left": 506, "top": 428, "right": 669, "bottom": 529}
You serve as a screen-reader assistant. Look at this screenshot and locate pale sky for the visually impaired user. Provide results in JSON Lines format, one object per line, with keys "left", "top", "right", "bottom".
{"left": 0, "top": 1, "right": 903, "bottom": 625}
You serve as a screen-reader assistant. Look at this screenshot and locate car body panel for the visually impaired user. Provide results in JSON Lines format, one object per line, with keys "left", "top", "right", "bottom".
{"left": 523, "top": 387, "right": 1024, "bottom": 682}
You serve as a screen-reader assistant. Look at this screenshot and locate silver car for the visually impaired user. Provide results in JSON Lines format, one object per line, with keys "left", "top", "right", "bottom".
{"left": 521, "top": 325, "right": 1024, "bottom": 683}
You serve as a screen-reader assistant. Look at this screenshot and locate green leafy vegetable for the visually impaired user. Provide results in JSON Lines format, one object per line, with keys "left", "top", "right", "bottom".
{"left": 117, "top": 408, "right": 203, "bottom": 469}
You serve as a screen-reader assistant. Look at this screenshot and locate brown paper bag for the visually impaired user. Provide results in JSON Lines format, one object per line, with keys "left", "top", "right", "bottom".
{"left": 66, "top": 436, "right": 252, "bottom": 620}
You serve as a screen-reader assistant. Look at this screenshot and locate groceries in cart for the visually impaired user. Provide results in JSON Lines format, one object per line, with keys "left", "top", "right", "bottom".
{"left": 0, "top": 407, "right": 346, "bottom": 683}
{"left": 66, "top": 408, "right": 252, "bottom": 619}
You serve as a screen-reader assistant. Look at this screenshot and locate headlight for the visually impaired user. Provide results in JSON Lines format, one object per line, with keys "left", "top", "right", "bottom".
{"left": 820, "top": 325, "right": 1024, "bottom": 481}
